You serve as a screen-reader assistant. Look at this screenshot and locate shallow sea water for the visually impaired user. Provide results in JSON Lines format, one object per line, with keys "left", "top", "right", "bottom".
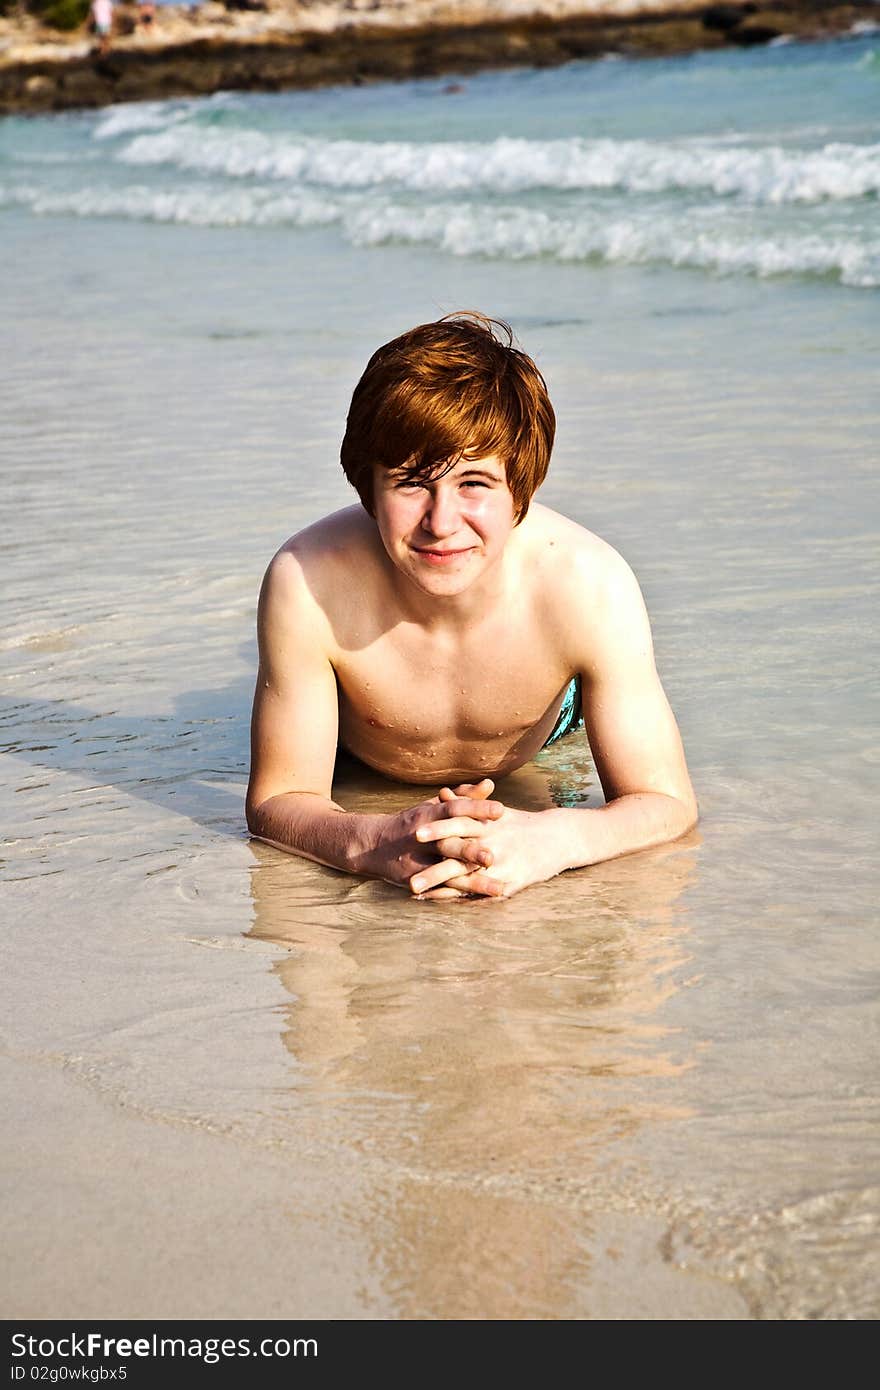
{"left": 2, "top": 37, "right": 879, "bottom": 1318}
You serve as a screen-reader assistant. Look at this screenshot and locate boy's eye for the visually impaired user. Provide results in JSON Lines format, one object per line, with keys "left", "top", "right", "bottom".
{"left": 461, "top": 479, "right": 489, "bottom": 489}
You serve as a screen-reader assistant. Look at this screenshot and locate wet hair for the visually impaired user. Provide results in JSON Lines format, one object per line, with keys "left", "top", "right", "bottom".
{"left": 340, "top": 312, "right": 555, "bottom": 523}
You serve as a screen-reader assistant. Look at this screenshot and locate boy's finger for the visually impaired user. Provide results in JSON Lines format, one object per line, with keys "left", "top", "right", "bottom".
{"left": 438, "top": 779, "right": 495, "bottom": 803}
{"left": 415, "top": 816, "right": 493, "bottom": 843}
{"left": 409, "top": 859, "right": 468, "bottom": 895}
{"left": 443, "top": 798, "right": 503, "bottom": 821}
{"left": 433, "top": 837, "right": 493, "bottom": 867}
{"left": 444, "top": 871, "right": 506, "bottom": 898}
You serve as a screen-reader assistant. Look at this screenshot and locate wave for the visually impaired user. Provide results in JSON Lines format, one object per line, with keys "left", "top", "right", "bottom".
{"left": 116, "top": 128, "right": 880, "bottom": 205}
{"left": 0, "top": 181, "right": 342, "bottom": 229}
{"left": 4, "top": 180, "right": 876, "bottom": 286}
{"left": 349, "top": 202, "right": 880, "bottom": 287}
{"left": 92, "top": 96, "right": 232, "bottom": 141}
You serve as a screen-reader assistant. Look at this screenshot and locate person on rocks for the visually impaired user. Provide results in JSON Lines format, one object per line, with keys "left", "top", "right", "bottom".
{"left": 89, "top": 0, "right": 114, "bottom": 53}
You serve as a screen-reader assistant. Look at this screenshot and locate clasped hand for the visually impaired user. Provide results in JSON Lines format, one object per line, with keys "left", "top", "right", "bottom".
{"left": 381, "top": 779, "right": 557, "bottom": 901}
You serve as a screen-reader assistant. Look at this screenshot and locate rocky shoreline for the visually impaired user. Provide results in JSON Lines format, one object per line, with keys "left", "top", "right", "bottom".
{"left": 1, "top": 0, "right": 877, "bottom": 115}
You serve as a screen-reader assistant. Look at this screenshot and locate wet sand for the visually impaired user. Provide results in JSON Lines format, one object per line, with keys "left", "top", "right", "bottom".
{"left": 2, "top": 1054, "right": 748, "bottom": 1319}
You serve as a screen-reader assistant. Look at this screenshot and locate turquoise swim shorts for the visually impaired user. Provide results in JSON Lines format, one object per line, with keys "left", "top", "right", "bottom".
{"left": 544, "top": 677, "right": 582, "bottom": 746}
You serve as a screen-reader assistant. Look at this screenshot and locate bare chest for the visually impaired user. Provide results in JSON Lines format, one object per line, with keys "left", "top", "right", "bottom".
{"left": 335, "top": 625, "right": 572, "bottom": 783}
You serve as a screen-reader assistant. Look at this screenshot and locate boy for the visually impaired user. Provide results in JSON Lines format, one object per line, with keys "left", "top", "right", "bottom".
{"left": 246, "top": 313, "right": 696, "bottom": 899}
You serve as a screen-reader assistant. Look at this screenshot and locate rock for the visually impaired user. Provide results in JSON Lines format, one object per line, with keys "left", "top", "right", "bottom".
{"left": 2, "top": 2, "right": 879, "bottom": 116}
{"left": 701, "top": 4, "right": 756, "bottom": 32}
{"left": 24, "top": 72, "right": 54, "bottom": 94}
{"left": 732, "top": 19, "right": 782, "bottom": 43}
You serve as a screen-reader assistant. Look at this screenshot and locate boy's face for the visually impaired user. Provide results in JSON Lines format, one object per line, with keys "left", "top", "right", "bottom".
{"left": 372, "top": 453, "right": 517, "bottom": 597}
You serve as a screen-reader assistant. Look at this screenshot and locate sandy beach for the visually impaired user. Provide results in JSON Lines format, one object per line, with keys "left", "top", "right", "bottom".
{"left": 4, "top": 1054, "right": 751, "bottom": 1318}
{"left": 2, "top": 0, "right": 878, "bottom": 113}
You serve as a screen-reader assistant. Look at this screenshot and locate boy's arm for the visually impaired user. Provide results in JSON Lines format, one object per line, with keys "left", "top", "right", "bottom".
{"left": 246, "top": 549, "right": 342, "bottom": 853}
{"left": 556, "top": 549, "right": 698, "bottom": 866}
{"left": 246, "top": 548, "right": 502, "bottom": 888}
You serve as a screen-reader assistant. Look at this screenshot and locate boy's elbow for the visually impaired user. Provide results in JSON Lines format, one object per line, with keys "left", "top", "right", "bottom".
{"left": 245, "top": 785, "right": 322, "bottom": 837}
{"left": 246, "top": 771, "right": 288, "bottom": 834}
{"left": 679, "top": 789, "right": 699, "bottom": 834}
{"left": 245, "top": 784, "right": 270, "bottom": 836}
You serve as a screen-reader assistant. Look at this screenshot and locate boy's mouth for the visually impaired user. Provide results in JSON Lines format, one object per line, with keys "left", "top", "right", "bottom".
{"left": 411, "top": 546, "right": 475, "bottom": 565}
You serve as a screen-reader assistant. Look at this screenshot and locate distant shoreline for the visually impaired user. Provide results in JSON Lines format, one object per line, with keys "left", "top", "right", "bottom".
{"left": 1, "top": 2, "right": 876, "bottom": 116}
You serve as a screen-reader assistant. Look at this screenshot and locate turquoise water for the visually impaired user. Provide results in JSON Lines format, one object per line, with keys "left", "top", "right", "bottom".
{"left": 2, "top": 34, "right": 879, "bottom": 284}
{"left": 2, "top": 36, "right": 879, "bottom": 1318}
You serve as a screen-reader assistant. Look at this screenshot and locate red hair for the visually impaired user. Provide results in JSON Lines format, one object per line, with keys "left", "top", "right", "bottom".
{"left": 340, "top": 312, "right": 555, "bottom": 523}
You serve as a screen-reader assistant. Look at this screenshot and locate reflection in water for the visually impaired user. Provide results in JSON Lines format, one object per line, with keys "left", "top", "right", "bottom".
{"left": 246, "top": 747, "right": 701, "bottom": 1316}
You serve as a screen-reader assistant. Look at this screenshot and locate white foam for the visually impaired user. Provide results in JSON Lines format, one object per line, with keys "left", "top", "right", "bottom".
{"left": 0, "top": 181, "right": 343, "bottom": 229}
{"left": 93, "top": 100, "right": 201, "bottom": 141}
{"left": 346, "top": 200, "right": 880, "bottom": 287}
{"left": 93, "top": 107, "right": 170, "bottom": 141}
{"left": 117, "top": 127, "right": 880, "bottom": 205}
{"left": 3, "top": 179, "right": 876, "bottom": 287}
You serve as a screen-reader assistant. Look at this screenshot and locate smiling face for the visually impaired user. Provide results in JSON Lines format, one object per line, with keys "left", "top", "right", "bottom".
{"left": 372, "top": 454, "right": 517, "bottom": 597}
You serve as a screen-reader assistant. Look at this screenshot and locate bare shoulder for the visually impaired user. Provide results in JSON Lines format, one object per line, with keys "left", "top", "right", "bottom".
{"left": 270, "top": 505, "right": 377, "bottom": 584}
{"left": 517, "top": 504, "right": 652, "bottom": 679}
{"left": 522, "top": 503, "right": 644, "bottom": 621}
{"left": 260, "top": 506, "right": 378, "bottom": 640}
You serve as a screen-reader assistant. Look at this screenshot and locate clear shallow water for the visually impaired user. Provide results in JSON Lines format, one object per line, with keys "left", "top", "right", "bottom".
{"left": 2, "top": 37, "right": 879, "bottom": 1318}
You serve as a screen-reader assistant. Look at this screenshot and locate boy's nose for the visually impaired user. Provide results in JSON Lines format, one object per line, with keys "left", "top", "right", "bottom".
{"left": 423, "top": 487, "right": 460, "bottom": 537}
